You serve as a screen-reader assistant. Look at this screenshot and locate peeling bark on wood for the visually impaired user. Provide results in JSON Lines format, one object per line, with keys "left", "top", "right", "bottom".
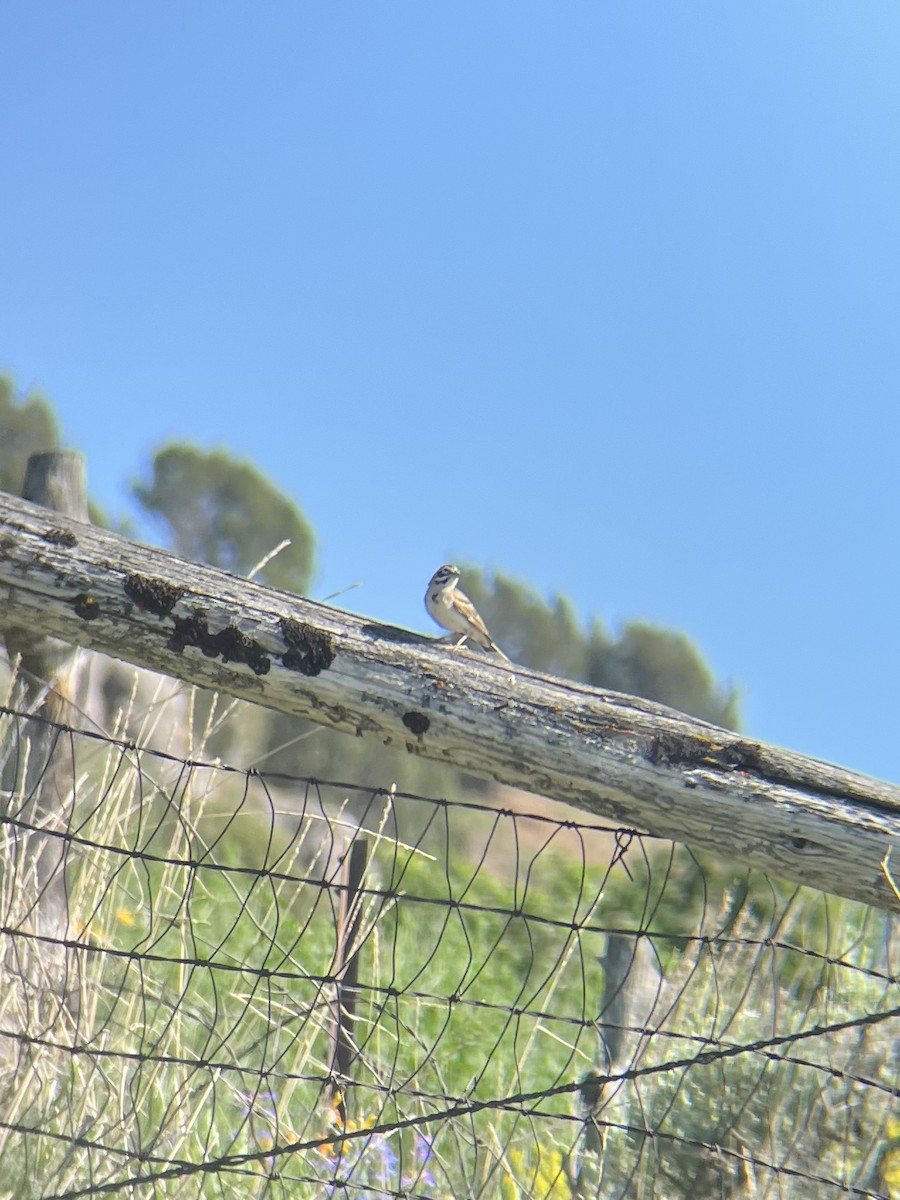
{"left": 0, "top": 489, "right": 898, "bottom": 911}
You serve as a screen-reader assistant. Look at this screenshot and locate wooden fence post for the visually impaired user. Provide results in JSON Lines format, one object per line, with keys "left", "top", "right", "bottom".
{"left": 326, "top": 837, "right": 370, "bottom": 1124}
{"left": 1, "top": 451, "right": 89, "bottom": 1029}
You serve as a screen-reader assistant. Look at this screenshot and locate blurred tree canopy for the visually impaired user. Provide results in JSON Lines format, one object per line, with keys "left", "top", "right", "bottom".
{"left": 0, "top": 376, "right": 736, "bottom": 739}
{"left": 459, "top": 566, "right": 739, "bottom": 729}
{"left": 0, "top": 376, "right": 61, "bottom": 496}
{"left": 133, "top": 445, "right": 315, "bottom": 595}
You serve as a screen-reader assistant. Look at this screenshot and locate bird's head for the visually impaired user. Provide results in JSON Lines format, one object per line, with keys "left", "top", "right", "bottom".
{"left": 430, "top": 563, "right": 461, "bottom": 587}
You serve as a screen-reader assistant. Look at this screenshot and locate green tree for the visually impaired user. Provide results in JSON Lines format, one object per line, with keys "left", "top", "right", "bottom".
{"left": 133, "top": 445, "right": 315, "bottom": 594}
{"left": 460, "top": 565, "right": 739, "bottom": 728}
{"left": 0, "top": 376, "right": 120, "bottom": 528}
{"left": 0, "top": 376, "right": 61, "bottom": 496}
{"left": 591, "top": 621, "right": 739, "bottom": 726}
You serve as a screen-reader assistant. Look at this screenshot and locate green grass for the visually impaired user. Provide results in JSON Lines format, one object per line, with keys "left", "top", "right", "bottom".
{"left": 0, "top": 690, "right": 897, "bottom": 1200}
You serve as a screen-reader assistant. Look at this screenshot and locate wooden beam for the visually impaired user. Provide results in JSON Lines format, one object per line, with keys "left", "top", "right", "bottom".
{"left": 0, "top": 488, "right": 897, "bottom": 911}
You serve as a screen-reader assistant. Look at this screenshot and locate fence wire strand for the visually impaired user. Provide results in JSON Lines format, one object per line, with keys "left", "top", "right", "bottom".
{"left": 0, "top": 701, "right": 897, "bottom": 1200}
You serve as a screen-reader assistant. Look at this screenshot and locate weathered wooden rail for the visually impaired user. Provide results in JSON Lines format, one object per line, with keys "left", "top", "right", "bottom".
{"left": 1, "top": 485, "right": 898, "bottom": 910}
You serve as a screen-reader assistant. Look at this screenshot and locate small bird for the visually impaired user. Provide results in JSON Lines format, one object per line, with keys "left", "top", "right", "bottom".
{"left": 424, "top": 564, "right": 510, "bottom": 660}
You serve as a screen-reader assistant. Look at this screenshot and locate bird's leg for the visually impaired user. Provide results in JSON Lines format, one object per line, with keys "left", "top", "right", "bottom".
{"left": 435, "top": 633, "right": 466, "bottom": 647}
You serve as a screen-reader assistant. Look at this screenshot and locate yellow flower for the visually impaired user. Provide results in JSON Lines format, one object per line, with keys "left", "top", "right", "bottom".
{"left": 501, "top": 1146, "right": 571, "bottom": 1200}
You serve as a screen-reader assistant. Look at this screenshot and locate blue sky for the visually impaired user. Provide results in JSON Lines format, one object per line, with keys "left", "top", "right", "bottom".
{"left": 2, "top": 5, "right": 898, "bottom": 782}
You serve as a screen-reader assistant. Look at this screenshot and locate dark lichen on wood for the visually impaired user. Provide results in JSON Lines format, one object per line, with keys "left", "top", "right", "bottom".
{"left": 647, "top": 730, "right": 746, "bottom": 772}
{"left": 43, "top": 526, "right": 78, "bottom": 547}
{"left": 280, "top": 616, "right": 336, "bottom": 676}
{"left": 73, "top": 593, "right": 101, "bottom": 620}
{"left": 124, "top": 573, "right": 186, "bottom": 617}
{"left": 402, "top": 711, "right": 430, "bottom": 736}
{"left": 169, "top": 611, "right": 270, "bottom": 675}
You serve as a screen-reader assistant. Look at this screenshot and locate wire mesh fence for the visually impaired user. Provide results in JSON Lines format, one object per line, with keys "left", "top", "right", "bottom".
{"left": 0, "top": 698, "right": 897, "bottom": 1199}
